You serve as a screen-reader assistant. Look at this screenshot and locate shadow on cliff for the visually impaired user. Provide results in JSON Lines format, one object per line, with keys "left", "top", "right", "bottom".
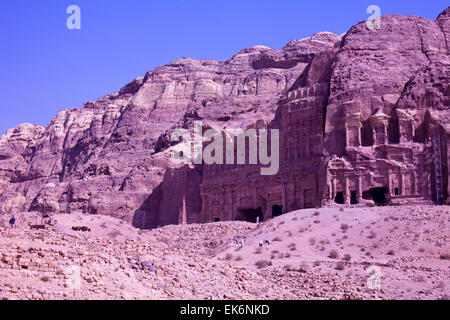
{"left": 132, "top": 165, "right": 203, "bottom": 230}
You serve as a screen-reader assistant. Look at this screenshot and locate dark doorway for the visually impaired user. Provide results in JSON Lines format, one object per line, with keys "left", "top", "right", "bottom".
{"left": 394, "top": 188, "right": 399, "bottom": 196}
{"left": 238, "top": 208, "right": 263, "bottom": 223}
{"left": 350, "top": 191, "right": 358, "bottom": 204}
{"left": 334, "top": 192, "right": 345, "bottom": 204}
{"left": 362, "top": 191, "right": 372, "bottom": 200}
{"left": 214, "top": 218, "right": 220, "bottom": 222}
{"left": 272, "top": 205, "right": 283, "bottom": 218}
{"left": 370, "top": 187, "right": 388, "bottom": 205}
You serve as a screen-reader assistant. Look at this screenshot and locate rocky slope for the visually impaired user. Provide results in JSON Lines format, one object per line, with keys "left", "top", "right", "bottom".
{"left": 0, "top": 205, "right": 448, "bottom": 300}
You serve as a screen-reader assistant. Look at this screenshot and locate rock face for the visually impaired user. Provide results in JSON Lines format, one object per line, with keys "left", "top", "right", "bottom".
{"left": 0, "top": 9, "right": 448, "bottom": 228}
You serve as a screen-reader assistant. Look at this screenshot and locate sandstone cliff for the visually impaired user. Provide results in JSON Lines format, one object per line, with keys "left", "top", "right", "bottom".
{"left": 0, "top": 32, "right": 340, "bottom": 223}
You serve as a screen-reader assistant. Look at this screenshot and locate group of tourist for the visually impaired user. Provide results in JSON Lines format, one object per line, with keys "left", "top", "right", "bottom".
{"left": 232, "top": 236, "right": 245, "bottom": 247}
{"left": 232, "top": 236, "right": 271, "bottom": 248}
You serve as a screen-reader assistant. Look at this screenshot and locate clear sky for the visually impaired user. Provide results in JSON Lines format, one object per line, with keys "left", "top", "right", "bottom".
{"left": 0, "top": 0, "right": 448, "bottom": 135}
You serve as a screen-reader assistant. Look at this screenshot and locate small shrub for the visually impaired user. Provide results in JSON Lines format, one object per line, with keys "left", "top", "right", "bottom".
{"left": 235, "top": 255, "right": 243, "bottom": 261}
{"left": 313, "top": 211, "right": 320, "bottom": 216}
{"left": 41, "top": 276, "right": 50, "bottom": 282}
{"left": 255, "top": 260, "right": 272, "bottom": 269}
{"left": 313, "top": 260, "right": 320, "bottom": 267}
{"left": 387, "top": 249, "right": 395, "bottom": 256}
{"left": 108, "top": 229, "right": 123, "bottom": 239}
{"left": 328, "top": 250, "right": 339, "bottom": 259}
{"left": 343, "top": 254, "right": 351, "bottom": 261}
{"left": 339, "top": 207, "right": 345, "bottom": 212}
{"left": 415, "top": 275, "right": 426, "bottom": 283}
{"left": 272, "top": 236, "right": 282, "bottom": 242}
{"left": 313, "top": 219, "right": 320, "bottom": 224}
{"left": 368, "top": 231, "right": 377, "bottom": 239}
{"left": 254, "top": 247, "right": 263, "bottom": 254}
{"left": 225, "top": 253, "right": 233, "bottom": 261}
{"left": 336, "top": 261, "right": 345, "bottom": 270}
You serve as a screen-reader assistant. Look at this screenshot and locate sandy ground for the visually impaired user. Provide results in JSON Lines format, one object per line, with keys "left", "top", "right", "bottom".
{"left": 0, "top": 205, "right": 448, "bottom": 300}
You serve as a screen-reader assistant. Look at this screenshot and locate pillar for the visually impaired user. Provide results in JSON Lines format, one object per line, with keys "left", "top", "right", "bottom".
{"left": 345, "top": 127, "right": 349, "bottom": 147}
{"left": 345, "top": 176, "right": 350, "bottom": 204}
{"left": 227, "top": 186, "right": 233, "bottom": 221}
{"left": 412, "top": 171, "right": 418, "bottom": 195}
{"left": 358, "top": 176, "right": 363, "bottom": 202}
{"left": 400, "top": 172, "right": 405, "bottom": 196}
{"left": 331, "top": 177, "right": 337, "bottom": 200}
{"left": 264, "top": 198, "right": 271, "bottom": 220}
{"left": 388, "top": 171, "right": 393, "bottom": 196}
{"left": 299, "top": 187, "right": 304, "bottom": 209}
{"left": 358, "top": 126, "right": 362, "bottom": 146}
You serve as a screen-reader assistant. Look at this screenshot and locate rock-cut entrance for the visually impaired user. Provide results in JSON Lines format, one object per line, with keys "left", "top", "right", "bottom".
{"left": 237, "top": 207, "right": 264, "bottom": 223}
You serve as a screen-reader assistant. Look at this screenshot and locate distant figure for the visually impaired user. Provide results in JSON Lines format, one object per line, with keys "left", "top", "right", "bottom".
{"left": 259, "top": 239, "right": 263, "bottom": 247}
{"left": 240, "top": 238, "right": 245, "bottom": 247}
{"left": 233, "top": 236, "right": 238, "bottom": 245}
{"left": 265, "top": 240, "right": 270, "bottom": 246}
{"left": 9, "top": 216, "right": 16, "bottom": 229}
{"left": 256, "top": 216, "right": 260, "bottom": 224}
{"left": 42, "top": 212, "right": 50, "bottom": 224}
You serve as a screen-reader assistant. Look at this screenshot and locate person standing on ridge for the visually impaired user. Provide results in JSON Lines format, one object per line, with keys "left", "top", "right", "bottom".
{"left": 9, "top": 216, "right": 16, "bottom": 229}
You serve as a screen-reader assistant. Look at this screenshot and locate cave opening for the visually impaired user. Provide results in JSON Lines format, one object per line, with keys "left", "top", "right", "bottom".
{"left": 237, "top": 207, "right": 263, "bottom": 223}
{"left": 350, "top": 191, "right": 358, "bottom": 204}
{"left": 370, "top": 187, "right": 388, "bottom": 205}
{"left": 334, "top": 192, "right": 345, "bottom": 204}
{"left": 272, "top": 205, "right": 283, "bottom": 218}
{"left": 362, "top": 191, "right": 372, "bottom": 200}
